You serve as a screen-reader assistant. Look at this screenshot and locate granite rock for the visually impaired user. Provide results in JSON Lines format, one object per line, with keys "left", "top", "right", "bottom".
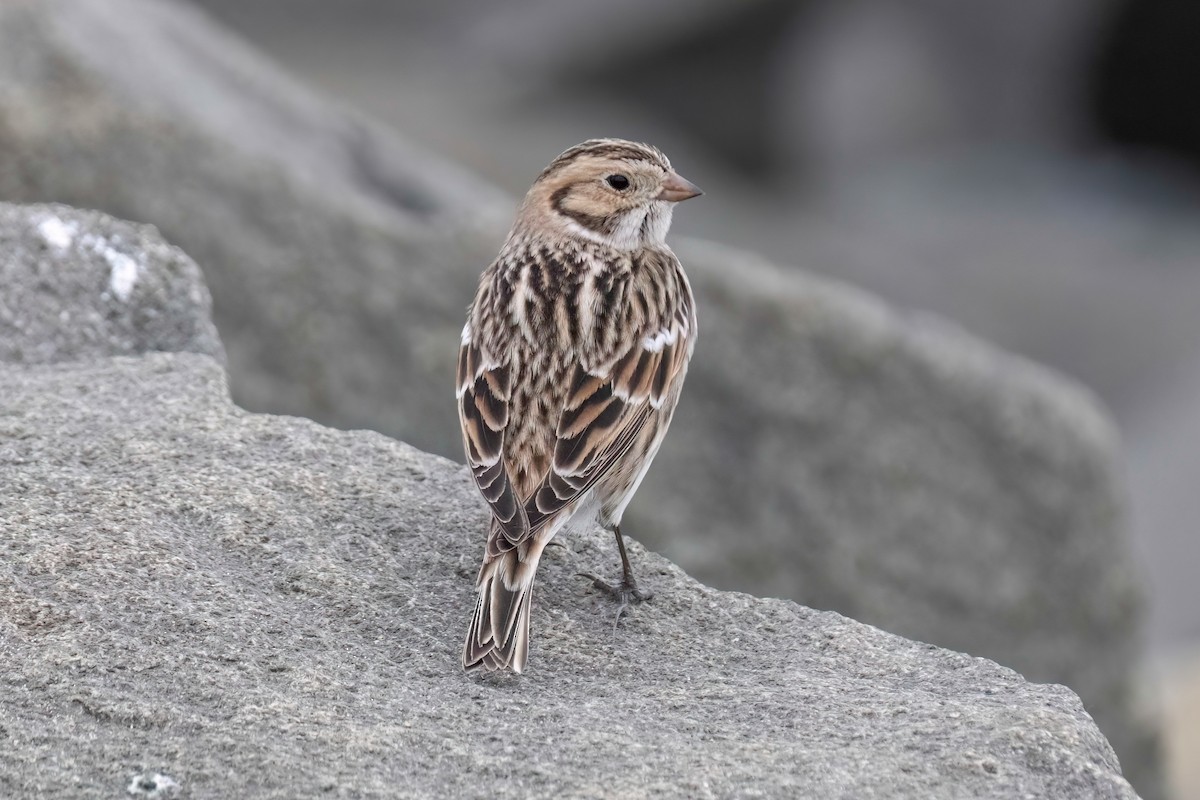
{"left": 0, "top": 352, "right": 1139, "bottom": 799}
{"left": 0, "top": 202, "right": 222, "bottom": 365}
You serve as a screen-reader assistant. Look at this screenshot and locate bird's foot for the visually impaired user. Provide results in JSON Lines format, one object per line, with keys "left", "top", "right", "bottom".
{"left": 576, "top": 572, "right": 654, "bottom": 605}
{"left": 577, "top": 572, "right": 653, "bottom": 633}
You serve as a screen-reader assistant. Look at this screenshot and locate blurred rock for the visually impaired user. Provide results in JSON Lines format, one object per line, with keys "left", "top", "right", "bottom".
{"left": 0, "top": 1, "right": 1161, "bottom": 796}
{"left": 1127, "top": 359, "right": 1200, "bottom": 647}
{"left": 193, "top": 0, "right": 1112, "bottom": 179}
{"left": 0, "top": 202, "right": 223, "bottom": 365}
{"left": 0, "top": 0, "right": 507, "bottom": 448}
{"left": 0, "top": 350, "right": 1140, "bottom": 799}
{"left": 466, "top": 0, "right": 796, "bottom": 177}
{"left": 776, "top": 0, "right": 1111, "bottom": 179}
{"left": 458, "top": 0, "right": 1111, "bottom": 179}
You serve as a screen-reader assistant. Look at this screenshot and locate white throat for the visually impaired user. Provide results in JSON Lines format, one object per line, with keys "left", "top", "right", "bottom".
{"left": 566, "top": 202, "right": 674, "bottom": 251}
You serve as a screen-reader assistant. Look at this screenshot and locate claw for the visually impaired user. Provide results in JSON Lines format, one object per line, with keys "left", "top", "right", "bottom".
{"left": 578, "top": 525, "right": 654, "bottom": 632}
{"left": 576, "top": 572, "right": 655, "bottom": 603}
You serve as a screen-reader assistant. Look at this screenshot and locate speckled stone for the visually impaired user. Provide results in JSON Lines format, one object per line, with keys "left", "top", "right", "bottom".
{"left": 0, "top": 353, "right": 1138, "bottom": 799}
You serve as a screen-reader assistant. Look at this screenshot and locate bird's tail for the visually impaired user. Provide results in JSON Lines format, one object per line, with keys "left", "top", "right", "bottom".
{"left": 463, "top": 546, "right": 541, "bottom": 673}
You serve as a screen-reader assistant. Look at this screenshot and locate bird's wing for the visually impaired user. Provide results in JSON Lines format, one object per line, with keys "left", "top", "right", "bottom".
{"left": 457, "top": 335, "right": 528, "bottom": 546}
{"left": 524, "top": 314, "right": 693, "bottom": 534}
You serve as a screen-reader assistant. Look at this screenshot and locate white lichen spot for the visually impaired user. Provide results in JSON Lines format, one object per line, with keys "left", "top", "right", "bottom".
{"left": 127, "top": 772, "right": 179, "bottom": 797}
{"left": 75, "top": 232, "right": 144, "bottom": 302}
{"left": 105, "top": 248, "right": 141, "bottom": 302}
{"left": 37, "top": 216, "right": 76, "bottom": 250}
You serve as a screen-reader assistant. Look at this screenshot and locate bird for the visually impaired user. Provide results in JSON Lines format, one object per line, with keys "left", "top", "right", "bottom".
{"left": 457, "top": 138, "right": 702, "bottom": 673}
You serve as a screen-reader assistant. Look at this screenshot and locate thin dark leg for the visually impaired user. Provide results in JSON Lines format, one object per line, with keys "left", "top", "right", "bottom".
{"left": 612, "top": 525, "right": 640, "bottom": 589}
{"left": 577, "top": 524, "right": 654, "bottom": 607}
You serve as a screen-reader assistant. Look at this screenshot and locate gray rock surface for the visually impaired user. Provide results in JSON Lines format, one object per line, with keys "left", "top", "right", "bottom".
{"left": 0, "top": 1, "right": 1160, "bottom": 794}
{"left": 0, "top": 0, "right": 506, "bottom": 440}
{"left": 0, "top": 202, "right": 223, "bottom": 365}
{"left": 0, "top": 352, "right": 1139, "bottom": 799}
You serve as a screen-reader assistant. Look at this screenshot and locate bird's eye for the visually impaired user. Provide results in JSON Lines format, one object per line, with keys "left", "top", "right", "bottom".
{"left": 606, "top": 174, "right": 630, "bottom": 190}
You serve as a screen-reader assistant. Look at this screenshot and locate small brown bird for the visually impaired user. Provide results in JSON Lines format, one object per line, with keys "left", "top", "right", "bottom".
{"left": 458, "top": 138, "right": 701, "bottom": 673}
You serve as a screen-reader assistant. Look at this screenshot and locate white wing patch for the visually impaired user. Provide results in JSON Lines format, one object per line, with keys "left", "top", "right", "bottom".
{"left": 641, "top": 326, "right": 678, "bottom": 352}
{"left": 456, "top": 330, "right": 502, "bottom": 401}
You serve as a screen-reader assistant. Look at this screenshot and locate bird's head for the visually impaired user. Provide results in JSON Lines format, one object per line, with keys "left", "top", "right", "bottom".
{"left": 517, "top": 138, "right": 702, "bottom": 251}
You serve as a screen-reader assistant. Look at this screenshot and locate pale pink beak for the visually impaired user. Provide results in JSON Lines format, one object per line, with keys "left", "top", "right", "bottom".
{"left": 656, "top": 171, "right": 703, "bottom": 202}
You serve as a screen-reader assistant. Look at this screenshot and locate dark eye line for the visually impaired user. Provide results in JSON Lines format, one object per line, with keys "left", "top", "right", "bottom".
{"left": 605, "top": 174, "right": 630, "bottom": 191}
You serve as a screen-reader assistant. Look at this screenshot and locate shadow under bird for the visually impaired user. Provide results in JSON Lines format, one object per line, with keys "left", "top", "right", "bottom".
{"left": 457, "top": 138, "right": 703, "bottom": 673}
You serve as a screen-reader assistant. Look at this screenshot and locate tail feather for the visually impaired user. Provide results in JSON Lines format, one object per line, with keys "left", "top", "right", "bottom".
{"left": 463, "top": 550, "right": 538, "bottom": 673}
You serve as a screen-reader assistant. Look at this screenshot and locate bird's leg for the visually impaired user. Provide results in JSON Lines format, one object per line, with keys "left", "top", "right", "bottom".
{"left": 611, "top": 524, "right": 654, "bottom": 601}
{"left": 578, "top": 524, "right": 654, "bottom": 607}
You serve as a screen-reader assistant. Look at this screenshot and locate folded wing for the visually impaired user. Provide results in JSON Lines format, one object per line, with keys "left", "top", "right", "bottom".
{"left": 457, "top": 335, "right": 528, "bottom": 550}
{"left": 525, "top": 316, "right": 692, "bottom": 533}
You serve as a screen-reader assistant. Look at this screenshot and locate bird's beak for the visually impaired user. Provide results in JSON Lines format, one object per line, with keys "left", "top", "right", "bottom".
{"left": 656, "top": 171, "right": 703, "bottom": 202}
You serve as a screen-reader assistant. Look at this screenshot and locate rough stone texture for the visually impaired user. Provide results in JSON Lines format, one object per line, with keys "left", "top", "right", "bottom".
{"left": 0, "top": 202, "right": 223, "bottom": 365}
{"left": 0, "top": 1, "right": 1160, "bottom": 795}
{"left": 0, "top": 352, "right": 1139, "bottom": 799}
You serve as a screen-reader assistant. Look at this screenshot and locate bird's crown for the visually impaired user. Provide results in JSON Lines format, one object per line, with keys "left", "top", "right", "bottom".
{"left": 537, "top": 139, "right": 672, "bottom": 182}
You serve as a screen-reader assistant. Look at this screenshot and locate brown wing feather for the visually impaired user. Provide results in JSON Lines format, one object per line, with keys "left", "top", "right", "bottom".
{"left": 457, "top": 339, "right": 528, "bottom": 546}
{"left": 524, "top": 319, "right": 691, "bottom": 533}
